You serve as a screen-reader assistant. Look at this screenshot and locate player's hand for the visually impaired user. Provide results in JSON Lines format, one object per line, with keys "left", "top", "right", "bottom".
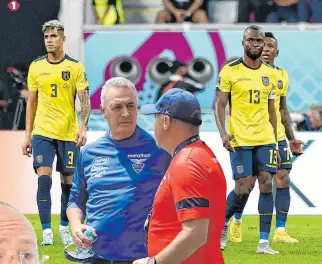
{"left": 221, "top": 134, "right": 235, "bottom": 152}
{"left": 175, "top": 10, "right": 185, "bottom": 23}
{"left": 289, "top": 139, "right": 306, "bottom": 156}
{"left": 71, "top": 224, "right": 97, "bottom": 249}
{"left": 76, "top": 126, "right": 87, "bottom": 147}
{"left": 133, "top": 257, "right": 150, "bottom": 264}
{"left": 22, "top": 136, "right": 32, "bottom": 157}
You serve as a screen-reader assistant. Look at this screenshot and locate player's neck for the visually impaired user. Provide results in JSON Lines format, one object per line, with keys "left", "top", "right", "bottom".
{"left": 47, "top": 51, "right": 65, "bottom": 63}
{"left": 243, "top": 56, "right": 261, "bottom": 69}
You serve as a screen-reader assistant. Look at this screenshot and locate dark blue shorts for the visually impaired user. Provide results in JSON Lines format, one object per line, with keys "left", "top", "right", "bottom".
{"left": 230, "top": 144, "right": 278, "bottom": 180}
{"left": 278, "top": 140, "right": 292, "bottom": 170}
{"left": 32, "top": 135, "right": 79, "bottom": 174}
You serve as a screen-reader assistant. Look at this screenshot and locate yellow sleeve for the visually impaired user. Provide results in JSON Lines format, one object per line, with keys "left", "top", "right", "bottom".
{"left": 268, "top": 69, "right": 277, "bottom": 99}
{"left": 216, "top": 65, "right": 231, "bottom": 93}
{"left": 27, "top": 62, "right": 39, "bottom": 92}
{"left": 281, "top": 70, "right": 289, "bottom": 96}
{"left": 76, "top": 63, "right": 89, "bottom": 91}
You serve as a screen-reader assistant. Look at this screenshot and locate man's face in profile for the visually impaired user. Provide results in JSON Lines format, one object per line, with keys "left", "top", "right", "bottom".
{"left": 0, "top": 205, "right": 38, "bottom": 263}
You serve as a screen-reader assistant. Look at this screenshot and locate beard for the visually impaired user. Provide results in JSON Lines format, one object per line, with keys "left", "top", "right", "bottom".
{"left": 245, "top": 48, "right": 263, "bottom": 61}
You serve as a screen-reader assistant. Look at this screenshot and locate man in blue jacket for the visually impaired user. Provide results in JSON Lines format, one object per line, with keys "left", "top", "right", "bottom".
{"left": 67, "top": 77, "right": 171, "bottom": 264}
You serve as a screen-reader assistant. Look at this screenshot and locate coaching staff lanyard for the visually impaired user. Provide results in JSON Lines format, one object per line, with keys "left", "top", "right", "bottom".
{"left": 173, "top": 135, "right": 201, "bottom": 157}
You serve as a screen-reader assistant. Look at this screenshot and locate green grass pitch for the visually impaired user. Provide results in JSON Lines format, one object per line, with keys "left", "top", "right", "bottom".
{"left": 26, "top": 215, "right": 322, "bottom": 264}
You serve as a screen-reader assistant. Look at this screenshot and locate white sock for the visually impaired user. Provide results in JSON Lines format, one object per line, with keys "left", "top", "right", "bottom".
{"left": 259, "top": 239, "right": 269, "bottom": 244}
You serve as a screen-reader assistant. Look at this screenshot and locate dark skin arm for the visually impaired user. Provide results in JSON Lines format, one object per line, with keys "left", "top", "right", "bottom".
{"left": 214, "top": 91, "right": 235, "bottom": 152}
{"left": 280, "top": 96, "right": 305, "bottom": 155}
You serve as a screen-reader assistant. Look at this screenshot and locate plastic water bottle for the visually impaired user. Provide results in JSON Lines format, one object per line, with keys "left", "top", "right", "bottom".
{"left": 83, "top": 226, "right": 95, "bottom": 241}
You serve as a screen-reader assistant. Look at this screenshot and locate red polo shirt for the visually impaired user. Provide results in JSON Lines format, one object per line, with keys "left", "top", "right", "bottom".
{"left": 147, "top": 141, "right": 227, "bottom": 264}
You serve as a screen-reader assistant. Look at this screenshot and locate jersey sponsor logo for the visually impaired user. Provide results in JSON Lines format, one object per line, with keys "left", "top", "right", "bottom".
{"left": 262, "top": 76, "right": 270, "bottom": 86}
{"left": 36, "top": 155, "right": 43, "bottom": 163}
{"left": 277, "top": 80, "right": 283, "bottom": 90}
{"left": 92, "top": 156, "right": 109, "bottom": 165}
{"left": 39, "top": 72, "right": 51, "bottom": 76}
{"left": 236, "top": 165, "right": 244, "bottom": 174}
{"left": 128, "top": 153, "right": 151, "bottom": 173}
{"left": 62, "top": 71, "right": 70, "bottom": 81}
{"left": 62, "top": 83, "right": 70, "bottom": 89}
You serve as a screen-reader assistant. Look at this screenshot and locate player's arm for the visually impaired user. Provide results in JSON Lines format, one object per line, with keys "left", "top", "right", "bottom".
{"left": 268, "top": 97, "right": 278, "bottom": 142}
{"left": 153, "top": 162, "right": 210, "bottom": 264}
{"left": 186, "top": 0, "right": 203, "bottom": 15}
{"left": 22, "top": 64, "right": 38, "bottom": 157}
{"left": 280, "top": 96, "right": 294, "bottom": 141}
{"left": 76, "top": 64, "right": 91, "bottom": 147}
{"left": 279, "top": 73, "right": 305, "bottom": 155}
{"left": 214, "top": 68, "right": 234, "bottom": 152}
{"left": 77, "top": 88, "right": 91, "bottom": 130}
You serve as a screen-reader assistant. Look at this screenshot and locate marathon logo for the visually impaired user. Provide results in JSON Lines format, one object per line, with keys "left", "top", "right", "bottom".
{"left": 127, "top": 153, "right": 151, "bottom": 158}
{"left": 92, "top": 157, "right": 109, "bottom": 165}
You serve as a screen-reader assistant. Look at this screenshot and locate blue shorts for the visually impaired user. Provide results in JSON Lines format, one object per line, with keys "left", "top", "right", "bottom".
{"left": 32, "top": 135, "right": 79, "bottom": 174}
{"left": 230, "top": 144, "right": 278, "bottom": 180}
{"left": 278, "top": 140, "right": 292, "bottom": 170}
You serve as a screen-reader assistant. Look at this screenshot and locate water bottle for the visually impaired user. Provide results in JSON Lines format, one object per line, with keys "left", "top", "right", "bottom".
{"left": 83, "top": 226, "right": 95, "bottom": 241}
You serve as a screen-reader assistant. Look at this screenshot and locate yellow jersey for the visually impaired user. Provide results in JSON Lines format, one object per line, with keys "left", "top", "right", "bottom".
{"left": 216, "top": 58, "right": 277, "bottom": 147}
{"left": 28, "top": 54, "right": 89, "bottom": 141}
{"left": 274, "top": 67, "right": 289, "bottom": 142}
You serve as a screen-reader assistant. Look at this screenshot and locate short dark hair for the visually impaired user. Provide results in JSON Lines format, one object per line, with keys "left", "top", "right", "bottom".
{"left": 243, "top": 25, "right": 263, "bottom": 39}
{"left": 265, "top": 32, "right": 277, "bottom": 42}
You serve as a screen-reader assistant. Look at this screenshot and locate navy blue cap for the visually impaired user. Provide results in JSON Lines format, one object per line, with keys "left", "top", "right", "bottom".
{"left": 140, "top": 88, "right": 202, "bottom": 126}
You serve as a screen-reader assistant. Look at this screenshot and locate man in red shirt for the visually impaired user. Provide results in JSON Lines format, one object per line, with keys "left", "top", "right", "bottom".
{"left": 133, "top": 88, "right": 227, "bottom": 264}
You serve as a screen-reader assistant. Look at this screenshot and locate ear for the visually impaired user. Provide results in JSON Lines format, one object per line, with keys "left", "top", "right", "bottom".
{"left": 100, "top": 105, "right": 107, "bottom": 119}
{"left": 276, "top": 49, "right": 279, "bottom": 57}
{"left": 63, "top": 35, "right": 66, "bottom": 42}
{"left": 242, "top": 40, "right": 244, "bottom": 47}
{"left": 163, "top": 115, "right": 171, "bottom": 131}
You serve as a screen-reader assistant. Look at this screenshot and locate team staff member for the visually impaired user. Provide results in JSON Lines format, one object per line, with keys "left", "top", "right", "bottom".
{"left": 134, "top": 88, "right": 226, "bottom": 264}
{"left": 68, "top": 77, "right": 171, "bottom": 263}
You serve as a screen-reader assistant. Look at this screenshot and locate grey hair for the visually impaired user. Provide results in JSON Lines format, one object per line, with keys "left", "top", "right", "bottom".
{"left": 42, "top": 20, "right": 64, "bottom": 33}
{"left": 100, "top": 77, "right": 137, "bottom": 107}
{"left": 308, "top": 104, "right": 322, "bottom": 121}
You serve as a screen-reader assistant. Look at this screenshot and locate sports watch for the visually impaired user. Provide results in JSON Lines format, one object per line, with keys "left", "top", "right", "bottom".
{"left": 147, "top": 257, "right": 157, "bottom": 264}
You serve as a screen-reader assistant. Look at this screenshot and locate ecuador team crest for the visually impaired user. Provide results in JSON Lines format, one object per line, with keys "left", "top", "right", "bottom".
{"left": 62, "top": 71, "right": 70, "bottom": 81}
{"left": 262, "top": 76, "right": 270, "bottom": 86}
{"left": 278, "top": 80, "right": 283, "bottom": 90}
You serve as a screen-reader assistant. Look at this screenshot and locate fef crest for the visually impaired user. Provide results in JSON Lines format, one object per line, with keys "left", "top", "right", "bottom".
{"left": 262, "top": 76, "right": 270, "bottom": 86}
{"left": 62, "top": 71, "right": 70, "bottom": 81}
{"left": 278, "top": 80, "right": 283, "bottom": 90}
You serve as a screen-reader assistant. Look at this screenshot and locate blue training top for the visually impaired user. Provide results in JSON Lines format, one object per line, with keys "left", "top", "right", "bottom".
{"left": 68, "top": 126, "right": 171, "bottom": 260}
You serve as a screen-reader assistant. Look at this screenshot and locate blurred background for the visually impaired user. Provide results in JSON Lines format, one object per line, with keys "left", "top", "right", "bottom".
{"left": 1, "top": 0, "right": 322, "bottom": 132}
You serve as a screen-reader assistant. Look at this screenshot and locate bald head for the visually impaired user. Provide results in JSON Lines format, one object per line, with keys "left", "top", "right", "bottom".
{"left": 0, "top": 202, "right": 38, "bottom": 262}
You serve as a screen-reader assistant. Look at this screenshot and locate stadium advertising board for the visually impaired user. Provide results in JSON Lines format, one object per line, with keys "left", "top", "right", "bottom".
{"left": 84, "top": 30, "right": 322, "bottom": 112}
{"left": 1, "top": 131, "right": 321, "bottom": 215}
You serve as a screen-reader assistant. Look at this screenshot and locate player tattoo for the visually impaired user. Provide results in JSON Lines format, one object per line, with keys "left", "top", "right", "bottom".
{"left": 79, "top": 88, "right": 91, "bottom": 128}
{"left": 280, "top": 96, "right": 295, "bottom": 141}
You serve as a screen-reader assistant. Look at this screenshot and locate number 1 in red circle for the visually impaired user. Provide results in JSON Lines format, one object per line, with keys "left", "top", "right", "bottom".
{"left": 8, "top": 0, "right": 21, "bottom": 12}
